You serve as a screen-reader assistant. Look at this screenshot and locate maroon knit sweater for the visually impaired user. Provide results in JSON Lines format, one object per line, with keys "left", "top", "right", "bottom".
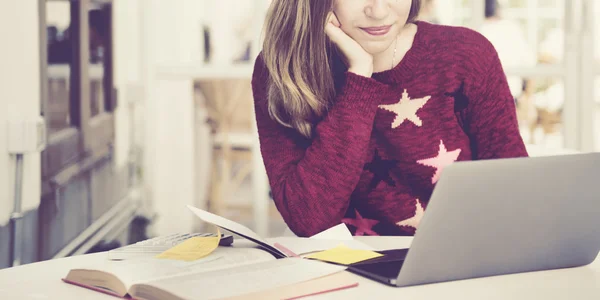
{"left": 251, "top": 21, "right": 528, "bottom": 237}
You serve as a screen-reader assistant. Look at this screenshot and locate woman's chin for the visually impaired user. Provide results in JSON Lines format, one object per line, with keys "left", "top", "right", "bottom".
{"left": 360, "top": 40, "right": 397, "bottom": 56}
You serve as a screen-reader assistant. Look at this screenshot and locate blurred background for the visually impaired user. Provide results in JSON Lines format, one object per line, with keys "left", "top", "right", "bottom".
{"left": 0, "top": 0, "right": 598, "bottom": 269}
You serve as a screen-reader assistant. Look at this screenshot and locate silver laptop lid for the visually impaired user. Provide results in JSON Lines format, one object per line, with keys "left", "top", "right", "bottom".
{"left": 396, "top": 153, "right": 600, "bottom": 287}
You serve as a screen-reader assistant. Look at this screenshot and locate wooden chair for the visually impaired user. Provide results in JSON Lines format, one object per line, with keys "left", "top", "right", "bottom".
{"left": 193, "top": 79, "right": 271, "bottom": 236}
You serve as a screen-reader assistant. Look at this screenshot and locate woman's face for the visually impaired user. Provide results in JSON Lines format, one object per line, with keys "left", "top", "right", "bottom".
{"left": 332, "top": 0, "right": 413, "bottom": 55}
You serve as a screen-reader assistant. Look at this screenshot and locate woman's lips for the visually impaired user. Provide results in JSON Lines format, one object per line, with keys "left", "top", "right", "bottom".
{"left": 361, "top": 25, "right": 392, "bottom": 36}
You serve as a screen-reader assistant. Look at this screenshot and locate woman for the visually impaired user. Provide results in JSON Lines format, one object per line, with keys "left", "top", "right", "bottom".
{"left": 251, "top": 0, "right": 528, "bottom": 237}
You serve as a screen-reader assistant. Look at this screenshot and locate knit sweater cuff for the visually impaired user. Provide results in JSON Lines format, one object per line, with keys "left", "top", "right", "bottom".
{"left": 338, "top": 72, "right": 388, "bottom": 111}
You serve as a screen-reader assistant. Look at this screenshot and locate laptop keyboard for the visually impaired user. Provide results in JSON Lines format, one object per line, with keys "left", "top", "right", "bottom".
{"left": 350, "top": 260, "right": 406, "bottom": 279}
{"left": 352, "top": 248, "right": 409, "bottom": 265}
{"left": 347, "top": 248, "right": 409, "bottom": 281}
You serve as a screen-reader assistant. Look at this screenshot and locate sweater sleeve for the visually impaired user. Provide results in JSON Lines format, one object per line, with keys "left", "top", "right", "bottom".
{"left": 251, "top": 55, "right": 389, "bottom": 237}
{"left": 466, "top": 38, "right": 529, "bottom": 160}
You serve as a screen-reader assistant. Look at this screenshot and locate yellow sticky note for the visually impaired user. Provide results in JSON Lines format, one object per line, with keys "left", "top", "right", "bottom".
{"left": 156, "top": 228, "right": 221, "bottom": 261}
{"left": 305, "top": 244, "right": 383, "bottom": 265}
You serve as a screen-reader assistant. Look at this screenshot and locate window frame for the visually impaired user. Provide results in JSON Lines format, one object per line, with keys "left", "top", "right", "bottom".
{"left": 40, "top": 0, "right": 116, "bottom": 196}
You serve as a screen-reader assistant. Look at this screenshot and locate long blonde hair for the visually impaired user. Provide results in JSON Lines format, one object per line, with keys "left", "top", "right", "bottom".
{"left": 262, "top": 0, "right": 422, "bottom": 139}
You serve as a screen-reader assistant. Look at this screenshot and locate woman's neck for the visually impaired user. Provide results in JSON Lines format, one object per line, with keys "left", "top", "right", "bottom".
{"left": 372, "top": 23, "right": 418, "bottom": 73}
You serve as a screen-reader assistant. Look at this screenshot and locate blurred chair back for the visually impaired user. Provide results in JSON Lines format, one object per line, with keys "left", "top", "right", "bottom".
{"left": 194, "top": 78, "right": 269, "bottom": 234}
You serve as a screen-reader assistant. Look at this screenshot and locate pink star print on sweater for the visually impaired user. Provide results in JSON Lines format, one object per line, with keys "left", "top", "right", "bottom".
{"left": 396, "top": 199, "right": 425, "bottom": 230}
{"left": 417, "top": 140, "right": 462, "bottom": 184}
{"left": 342, "top": 210, "right": 379, "bottom": 236}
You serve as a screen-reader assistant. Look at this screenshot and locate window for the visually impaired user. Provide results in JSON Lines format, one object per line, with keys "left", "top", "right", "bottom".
{"left": 435, "top": 0, "right": 597, "bottom": 151}
{"left": 40, "top": 0, "right": 116, "bottom": 195}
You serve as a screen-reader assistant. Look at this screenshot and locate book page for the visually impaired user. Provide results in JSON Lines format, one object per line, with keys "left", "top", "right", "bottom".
{"left": 310, "top": 224, "right": 353, "bottom": 241}
{"left": 69, "top": 246, "right": 275, "bottom": 290}
{"left": 139, "top": 258, "right": 347, "bottom": 300}
{"left": 186, "top": 205, "right": 287, "bottom": 258}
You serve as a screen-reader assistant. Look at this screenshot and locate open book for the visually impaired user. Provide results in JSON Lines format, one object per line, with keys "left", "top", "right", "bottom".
{"left": 63, "top": 247, "right": 351, "bottom": 300}
{"left": 63, "top": 206, "right": 369, "bottom": 299}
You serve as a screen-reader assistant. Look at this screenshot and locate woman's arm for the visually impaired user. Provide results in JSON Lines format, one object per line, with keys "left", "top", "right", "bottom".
{"left": 252, "top": 56, "right": 388, "bottom": 237}
{"left": 466, "top": 38, "right": 529, "bottom": 160}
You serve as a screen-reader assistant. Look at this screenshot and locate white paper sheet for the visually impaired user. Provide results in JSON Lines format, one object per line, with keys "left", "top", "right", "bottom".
{"left": 310, "top": 224, "right": 353, "bottom": 241}
{"left": 358, "top": 236, "right": 414, "bottom": 251}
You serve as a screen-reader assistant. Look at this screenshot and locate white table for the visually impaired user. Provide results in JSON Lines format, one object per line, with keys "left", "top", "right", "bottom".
{"left": 1, "top": 236, "right": 599, "bottom": 300}
{"left": 525, "top": 144, "right": 581, "bottom": 157}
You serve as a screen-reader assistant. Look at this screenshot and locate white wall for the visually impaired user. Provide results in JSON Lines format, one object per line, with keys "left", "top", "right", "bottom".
{"left": 0, "top": 1, "right": 42, "bottom": 227}
{"left": 140, "top": 0, "right": 206, "bottom": 236}
{"left": 113, "top": 0, "right": 143, "bottom": 169}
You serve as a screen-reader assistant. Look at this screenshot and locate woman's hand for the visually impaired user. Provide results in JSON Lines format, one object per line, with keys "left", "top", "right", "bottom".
{"left": 325, "top": 12, "right": 373, "bottom": 78}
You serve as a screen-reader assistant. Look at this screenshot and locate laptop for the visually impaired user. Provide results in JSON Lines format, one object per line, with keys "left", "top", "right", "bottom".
{"left": 348, "top": 152, "right": 600, "bottom": 287}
